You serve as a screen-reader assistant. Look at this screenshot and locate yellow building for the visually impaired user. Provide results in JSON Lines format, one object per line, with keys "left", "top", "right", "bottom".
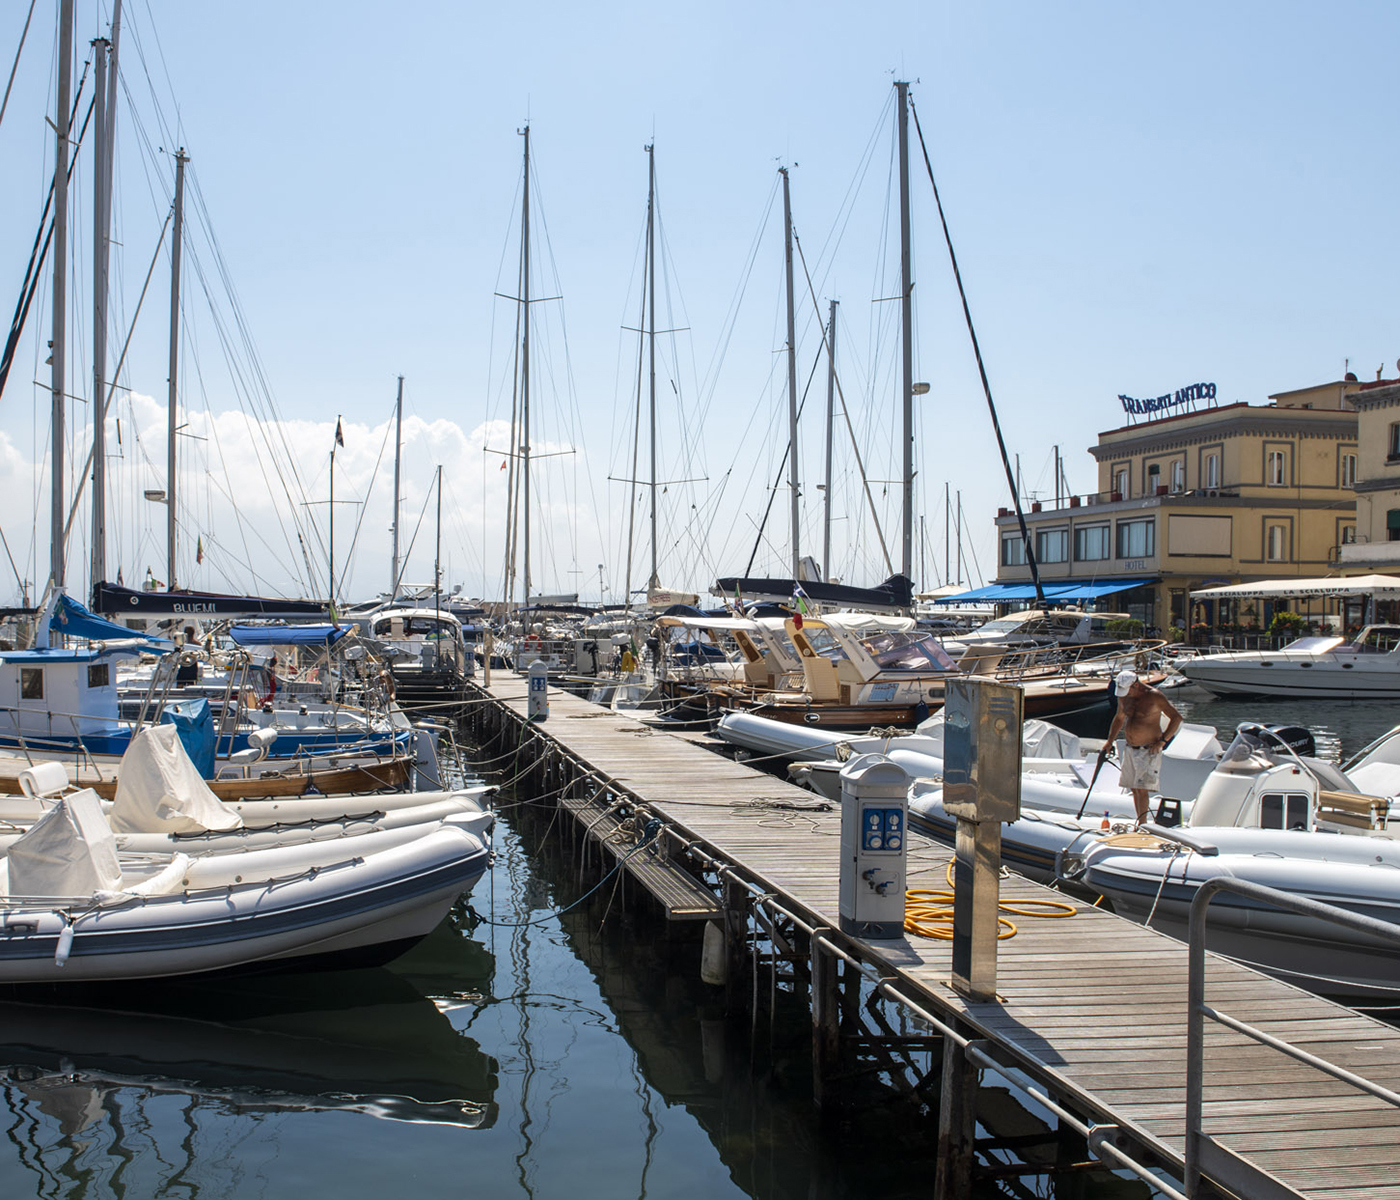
{"left": 988, "top": 381, "right": 1358, "bottom": 635}
{"left": 1336, "top": 380, "right": 1400, "bottom": 571}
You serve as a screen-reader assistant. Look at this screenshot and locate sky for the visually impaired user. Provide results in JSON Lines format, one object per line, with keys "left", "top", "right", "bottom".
{"left": 1, "top": 1, "right": 1398, "bottom": 609}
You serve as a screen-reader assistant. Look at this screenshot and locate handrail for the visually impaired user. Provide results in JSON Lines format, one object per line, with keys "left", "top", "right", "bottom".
{"left": 1185, "top": 876, "right": 1400, "bottom": 1197}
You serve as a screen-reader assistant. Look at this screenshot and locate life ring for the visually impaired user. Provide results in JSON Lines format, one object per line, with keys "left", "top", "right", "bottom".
{"left": 254, "top": 668, "right": 277, "bottom": 708}
{"left": 524, "top": 634, "right": 541, "bottom": 650}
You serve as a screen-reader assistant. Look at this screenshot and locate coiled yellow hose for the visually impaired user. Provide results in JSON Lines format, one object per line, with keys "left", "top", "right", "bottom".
{"left": 904, "top": 861, "right": 1078, "bottom": 940}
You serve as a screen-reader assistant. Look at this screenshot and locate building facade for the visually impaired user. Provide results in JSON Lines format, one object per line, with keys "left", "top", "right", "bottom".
{"left": 990, "top": 382, "right": 1359, "bottom": 634}
{"left": 1336, "top": 381, "right": 1400, "bottom": 571}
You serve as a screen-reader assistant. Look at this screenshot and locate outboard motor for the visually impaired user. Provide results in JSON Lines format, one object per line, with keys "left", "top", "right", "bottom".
{"left": 1240, "top": 723, "right": 1316, "bottom": 759}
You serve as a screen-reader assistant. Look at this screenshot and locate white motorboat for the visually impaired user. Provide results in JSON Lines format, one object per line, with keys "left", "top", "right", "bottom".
{"left": 1176, "top": 624, "right": 1400, "bottom": 699}
{"left": 1071, "top": 723, "right": 1400, "bottom": 999}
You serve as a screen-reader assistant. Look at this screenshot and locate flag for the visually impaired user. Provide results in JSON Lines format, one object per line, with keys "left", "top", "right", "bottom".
{"left": 334, "top": 418, "right": 345, "bottom": 448}
{"left": 791, "top": 582, "right": 810, "bottom": 629}
{"left": 499, "top": 458, "right": 508, "bottom": 471}
{"left": 196, "top": 536, "right": 204, "bottom": 565}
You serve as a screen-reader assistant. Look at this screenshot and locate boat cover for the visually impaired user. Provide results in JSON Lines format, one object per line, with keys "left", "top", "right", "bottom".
{"left": 5, "top": 790, "right": 122, "bottom": 898}
{"left": 714, "top": 574, "right": 915, "bottom": 612}
{"left": 228, "top": 624, "right": 350, "bottom": 647}
{"left": 48, "top": 591, "right": 172, "bottom": 646}
{"left": 110, "top": 725, "right": 242, "bottom": 835}
{"left": 159, "top": 698, "right": 216, "bottom": 779}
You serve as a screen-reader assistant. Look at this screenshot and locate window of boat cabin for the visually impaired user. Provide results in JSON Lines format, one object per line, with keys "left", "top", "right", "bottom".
{"left": 1001, "top": 534, "right": 1026, "bottom": 566}
{"left": 1358, "top": 627, "right": 1400, "bottom": 653}
{"left": 1259, "top": 792, "right": 1309, "bottom": 831}
{"left": 87, "top": 662, "right": 109, "bottom": 689}
{"left": 800, "top": 625, "right": 849, "bottom": 662}
{"left": 1075, "top": 524, "right": 1110, "bottom": 561}
{"left": 19, "top": 667, "right": 42, "bottom": 700}
{"left": 1115, "top": 518, "right": 1154, "bottom": 559}
{"left": 1035, "top": 528, "right": 1068, "bottom": 563}
{"left": 869, "top": 631, "right": 958, "bottom": 671}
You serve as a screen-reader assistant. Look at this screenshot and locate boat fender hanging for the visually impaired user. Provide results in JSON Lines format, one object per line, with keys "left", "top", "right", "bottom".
{"left": 53, "top": 918, "right": 75, "bottom": 968}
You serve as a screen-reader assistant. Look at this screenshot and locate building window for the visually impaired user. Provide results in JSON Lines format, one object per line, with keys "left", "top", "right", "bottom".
{"left": 1170, "top": 460, "right": 1185, "bottom": 493}
{"left": 1035, "top": 528, "right": 1068, "bottom": 563}
{"left": 1266, "top": 523, "right": 1288, "bottom": 561}
{"left": 1204, "top": 452, "right": 1220, "bottom": 489}
{"left": 1341, "top": 453, "right": 1357, "bottom": 488}
{"left": 19, "top": 668, "right": 42, "bottom": 700}
{"left": 1147, "top": 464, "right": 1161, "bottom": 493}
{"left": 1116, "top": 518, "right": 1155, "bottom": 559}
{"left": 1341, "top": 524, "right": 1357, "bottom": 544}
{"left": 1000, "top": 534, "right": 1026, "bottom": 566}
{"left": 1267, "top": 450, "right": 1287, "bottom": 486}
{"left": 1391, "top": 425, "right": 1400, "bottom": 462}
{"left": 1389, "top": 510, "right": 1400, "bottom": 543}
{"left": 1113, "top": 468, "right": 1128, "bottom": 499}
{"left": 87, "top": 662, "right": 110, "bottom": 689}
{"left": 1074, "top": 524, "right": 1111, "bottom": 562}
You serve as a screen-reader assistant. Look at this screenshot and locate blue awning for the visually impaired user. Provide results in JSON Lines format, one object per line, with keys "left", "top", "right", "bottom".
{"left": 935, "top": 579, "right": 1153, "bottom": 604}
{"left": 228, "top": 624, "right": 350, "bottom": 647}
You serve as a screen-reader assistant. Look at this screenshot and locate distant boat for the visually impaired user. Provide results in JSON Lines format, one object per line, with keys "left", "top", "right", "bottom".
{"left": 1177, "top": 624, "right": 1400, "bottom": 698}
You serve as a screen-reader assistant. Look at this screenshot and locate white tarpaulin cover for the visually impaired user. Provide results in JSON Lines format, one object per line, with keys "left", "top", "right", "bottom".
{"left": 110, "top": 724, "right": 242, "bottom": 834}
{"left": 1190, "top": 574, "right": 1400, "bottom": 600}
{"left": 5, "top": 790, "right": 122, "bottom": 897}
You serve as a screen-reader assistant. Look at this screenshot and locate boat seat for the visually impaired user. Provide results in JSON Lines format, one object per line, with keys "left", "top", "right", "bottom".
{"left": 18, "top": 760, "right": 70, "bottom": 799}
{"left": 1317, "top": 789, "right": 1388, "bottom": 828}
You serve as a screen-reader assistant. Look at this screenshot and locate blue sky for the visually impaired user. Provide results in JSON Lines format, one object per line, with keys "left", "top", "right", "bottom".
{"left": 2, "top": 1, "right": 1397, "bottom": 605}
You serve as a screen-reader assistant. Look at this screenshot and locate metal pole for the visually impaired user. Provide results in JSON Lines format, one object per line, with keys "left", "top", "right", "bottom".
{"left": 435, "top": 464, "right": 442, "bottom": 622}
{"left": 822, "top": 299, "right": 837, "bottom": 583}
{"left": 521, "top": 126, "right": 532, "bottom": 616}
{"left": 329, "top": 442, "right": 335, "bottom": 610}
{"left": 956, "top": 489, "right": 963, "bottom": 585}
{"left": 90, "top": 37, "right": 109, "bottom": 594}
{"left": 390, "top": 374, "right": 402, "bottom": 598}
{"left": 945, "top": 481, "right": 950, "bottom": 585}
{"left": 896, "top": 80, "right": 914, "bottom": 582}
{"left": 50, "top": 0, "right": 73, "bottom": 590}
{"left": 166, "top": 148, "right": 186, "bottom": 587}
{"left": 781, "top": 166, "right": 800, "bottom": 579}
{"left": 646, "top": 143, "right": 659, "bottom": 590}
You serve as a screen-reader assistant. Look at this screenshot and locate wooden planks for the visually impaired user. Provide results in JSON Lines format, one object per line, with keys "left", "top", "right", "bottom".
{"left": 474, "top": 675, "right": 1400, "bottom": 1199}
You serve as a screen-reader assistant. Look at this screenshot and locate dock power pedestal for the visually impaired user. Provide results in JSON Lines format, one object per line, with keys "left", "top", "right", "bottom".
{"left": 839, "top": 753, "right": 911, "bottom": 939}
{"left": 527, "top": 659, "right": 549, "bottom": 722}
{"left": 944, "top": 676, "right": 1023, "bottom": 1001}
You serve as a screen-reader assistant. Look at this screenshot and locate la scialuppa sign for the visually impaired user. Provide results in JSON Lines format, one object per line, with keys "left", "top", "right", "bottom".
{"left": 1118, "top": 381, "right": 1216, "bottom": 417}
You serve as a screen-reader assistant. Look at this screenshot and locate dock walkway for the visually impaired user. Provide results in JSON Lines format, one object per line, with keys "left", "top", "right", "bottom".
{"left": 473, "top": 673, "right": 1400, "bottom": 1199}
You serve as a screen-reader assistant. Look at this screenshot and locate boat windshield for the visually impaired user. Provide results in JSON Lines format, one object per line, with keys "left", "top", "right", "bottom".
{"left": 1352, "top": 626, "right": 1400, "bottom": 653}
{"left": 859, "top": 629, "right": 959, "bottom": 672}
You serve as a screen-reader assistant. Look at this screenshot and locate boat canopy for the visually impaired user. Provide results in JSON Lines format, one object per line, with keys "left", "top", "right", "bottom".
{"left": 655, "top": 615, "right": 758, "bottom": 632}
{"left": 228, "top": 624, "right": 351, "bottom": 647}
{"left": 937, "top": 579, "right": 1147, "bottom": 603}
{"left": 92, "top": 580, "right": 328, "bottom": 618}
{"left": 45, "top": 591, "right": 172, "bottom": 647}
{"left": 1190, "top": 574, "right": 1400, "bottom": 600}
{"left": 713, "top": 573, "right": 914, "bottom": 612}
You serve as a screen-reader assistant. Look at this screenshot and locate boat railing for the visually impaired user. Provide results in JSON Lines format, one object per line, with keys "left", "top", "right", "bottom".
{"left": 1183, "top": 874, "right": 1400, "bottom": 1198}
{"left": 984, "top": 639, "right": 1166, "bottom": 683}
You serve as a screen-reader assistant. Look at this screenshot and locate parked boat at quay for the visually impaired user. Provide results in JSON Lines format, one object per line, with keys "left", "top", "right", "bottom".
{"left": 1176, "top": 623, "right": 1400, "bottom": 699}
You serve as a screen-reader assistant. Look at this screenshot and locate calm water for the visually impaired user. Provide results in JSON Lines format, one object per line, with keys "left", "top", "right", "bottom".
{"left": 2, "top": 695, "right": 1391, "bottom": 1198}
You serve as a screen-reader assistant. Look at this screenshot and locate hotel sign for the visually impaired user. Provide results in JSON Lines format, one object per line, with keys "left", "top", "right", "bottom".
{"left": 1119, "top": 381, "right": 1216, "bottom": 417}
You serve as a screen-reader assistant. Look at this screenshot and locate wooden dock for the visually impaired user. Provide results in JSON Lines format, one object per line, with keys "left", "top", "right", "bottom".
{"left": 469, "top": 673, "right": 1400, "bottom": 1199}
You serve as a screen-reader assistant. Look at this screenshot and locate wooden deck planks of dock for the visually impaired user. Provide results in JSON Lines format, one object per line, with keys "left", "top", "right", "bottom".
{"left": 473, "top": 674, "right": 1400, "bottom": 1198}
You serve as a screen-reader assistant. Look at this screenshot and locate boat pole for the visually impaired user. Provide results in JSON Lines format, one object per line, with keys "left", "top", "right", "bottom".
{"left": 647, "top": 143, "right": 659, "bottom": 592}
{"left": 780, "top": 166, "right": 800, "bottom": 579}
{"left": 521, "top": 125, "right": 532, "bottom": 622}
{"left": 166, "top": 148, "right": 187, "bottom": 587}
{"left": 822, "top": 299, "right": 837, "bottom": 583}
{"left": 391, "top": 374, "right": 403, "bottom": 599}
{"left": 50, "top": 0, "right": 73, "bottom": 590}
{"left": 89, "top": 35, "right": 109, "bottom": 593}
{"left": 897, "top": 80, "right": 914, "bottom": 583}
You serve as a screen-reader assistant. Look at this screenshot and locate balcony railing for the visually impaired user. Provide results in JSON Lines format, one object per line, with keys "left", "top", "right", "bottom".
{"left": 997, "top": 487, "right": 1240, "bottom": 519}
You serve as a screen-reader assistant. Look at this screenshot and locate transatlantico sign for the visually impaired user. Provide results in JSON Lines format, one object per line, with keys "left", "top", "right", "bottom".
{"left": 1118, "top": 381, "right": 1216, "bottom": 416}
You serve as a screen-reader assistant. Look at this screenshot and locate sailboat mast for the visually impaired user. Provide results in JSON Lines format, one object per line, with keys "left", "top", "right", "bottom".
{"left": 896, "top": 80, "right": 914, "bottom": 582}
{"left": 646, "top": 143, "right": 658, "bottom": 590}
{"left": 822, "top": 299, "right": 837, "bottom": 582}
{"left": 166, "top": 148, "right": 187, "bottom": 587}
{"left": 50, "top": 0, "right": 73, "bottom": 590}
{"left": 390, "top": 374, "right": 403, "bottom": 598}
{"left": 435, "top": 464, "right": 442, "bottom": 620}
{"left": 780, "top": 166, "right": 800, "bottom": 579}
{"left": 520, "top": 126, "right": 532, "bottom": 617}
{"left": 89, "top": 36, "right": 110, "bottom": 593}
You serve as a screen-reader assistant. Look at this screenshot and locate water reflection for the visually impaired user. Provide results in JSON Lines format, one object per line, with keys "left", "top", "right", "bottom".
{"left": 0, "top": 921, "right": 498, "bottom": 1196}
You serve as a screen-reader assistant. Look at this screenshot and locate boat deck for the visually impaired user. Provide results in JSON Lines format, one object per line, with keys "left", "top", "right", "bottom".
{"left": 474, "top": 672, "right": 1400, "bottom": 1198}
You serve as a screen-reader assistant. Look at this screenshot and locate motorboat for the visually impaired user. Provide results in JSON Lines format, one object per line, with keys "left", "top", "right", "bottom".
{"left": 364, "top": 607, "right": 472, "bottom": 711}
{"left": 1175, "top": 624, "right": 1400, "bottom": 699}
{"left": 0, "top": 728, "right": 492, "bottom": 983}
{"left": 1069, "top": 722, "right": 1400, "bottom": 999}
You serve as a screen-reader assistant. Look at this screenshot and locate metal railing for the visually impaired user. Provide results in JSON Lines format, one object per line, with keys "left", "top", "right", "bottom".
{"left": 1184, "top": 876, "right": 1400, "bottom": 1197}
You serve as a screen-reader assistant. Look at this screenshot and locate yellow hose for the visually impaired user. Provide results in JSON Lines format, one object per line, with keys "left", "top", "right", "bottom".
{"left": 903, "top": 861, "right": 1077, "bottom": 940}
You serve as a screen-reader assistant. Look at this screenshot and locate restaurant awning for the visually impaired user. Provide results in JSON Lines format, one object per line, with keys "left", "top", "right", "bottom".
{"left": 934, "top": 579, "right": 1151, "bottom": 604}
{"left": 1190, "top": 574, "right": 1400, "bottom": 601}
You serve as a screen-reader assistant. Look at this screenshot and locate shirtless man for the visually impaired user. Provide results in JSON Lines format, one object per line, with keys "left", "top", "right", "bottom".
{"left": 1104, "top": 669, "right": 1183, "bottom": 825}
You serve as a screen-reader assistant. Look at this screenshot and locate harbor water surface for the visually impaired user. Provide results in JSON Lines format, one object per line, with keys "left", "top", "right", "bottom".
{"left": 0, "top": 690, "right": 1393, "bottom": 1199}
